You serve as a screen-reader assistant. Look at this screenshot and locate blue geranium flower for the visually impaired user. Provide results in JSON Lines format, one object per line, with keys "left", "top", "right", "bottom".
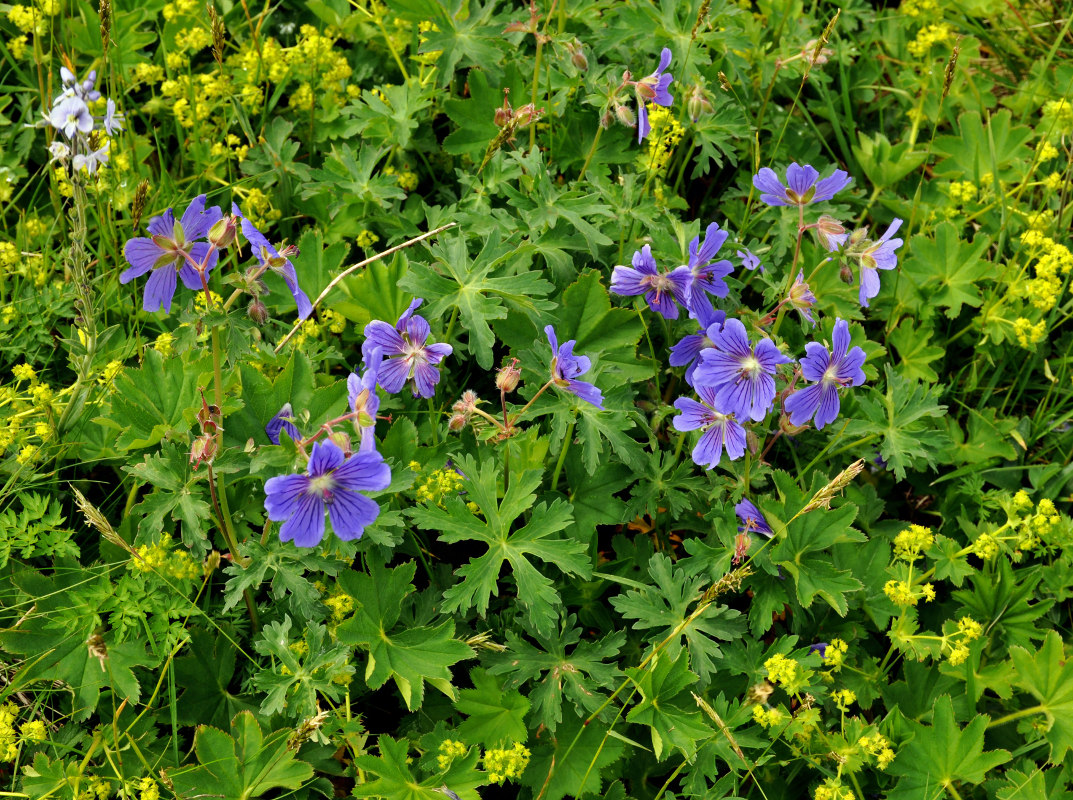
{"left": 753, "top": 163, "right": 851, "bottom": 207}
{"left": 232, "top": 203, "right": 313, "bottom": 320}
{"left": 362, "top": 299, "right": 453, "bottom": 399}
{"left": 611, "top": 244, "right": 692, "bottom": 319}
{"left": 264, "top": 439, "right": 390, "bottom": 547}
{"left": 545, "top": 325, "right": 603, "bottom": 409}
{"left": 671, "top": 384, "right": 746, "bottom": 470}
{"left": 693, "top": 318, "right": 792, "bottom": 422}
{"left": 783, "top": 318, "right": 867, "bottom": 429}
{"left": 634, "top": 47, "right": 674, "bottom": 142}
{"left": 266, "top": 403, "right": 301, "bottom": 445}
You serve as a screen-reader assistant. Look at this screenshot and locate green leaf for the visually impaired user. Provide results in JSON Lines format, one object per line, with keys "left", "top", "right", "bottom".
{"left": 253, "top": 617, "right": 354, "bottom": 719}
{"left": 223, "top": 538, "right": 344, "bottom": 619}
{"left": 951, "top": 558, "right": 1053, "bottom": 649}
{"left": 610, "top": 554, "right": 743, "bottom": 684}
{"left": 342, "top": 81, "right": 434, "bottom": 150}
{"left": 901, "top": 222, "right": 991, "bottom": 318}
{"left": 454, "top": 668, "right": 530, "bottom": 746}
{"left": 174, "top": 628, "right": 256, "bottom": 729}
{"left": 443, "top": 66, "right": 528, "bottom": 158}
{"left": 887, "top": 324, "right": 944, "bottom": 383}
{"left": 486, "top": 615, "right": 624, "bottom": 732}
{"left": 625, "top": 651, "right": 712, "bottom": 761}
{"left": 335, "top": 561, "right": 472, "bottom": 709}
{"left": 397, "top": 0, "right": 507, "bottom": 87}
{"left": 520, "top": 714, "right": 624, "bottom": 800}
{"left": 886, "top": 695, "right": 1010, "bottom": 800}
{"left": 842, "top": 364, "right": 950, "bottom": 479}
{"left": 167, "top": 711, "right": 314, "bottom": 800}
{"left": 353, "top": 734, "right": 485, "bottom": 800}
{"left": 933, "top": 110, "right": 1033, "bottom": 181}
{"left": 99, "top": 349, "right": 210, "bottom": 451}
{"left": 410, "top": 457, "right": 590, "bottom": 632}
{"left": 1008, "top": 631, "right": 1073, "bottom": 763}
{"left": 124, "top": 443, "right": 213, "bottom": 552}
{"left": 551, "top": 270, "right": 645, "bottom": 387}
{"left": 399, "top": 231, "right": 555, "bottom": 368}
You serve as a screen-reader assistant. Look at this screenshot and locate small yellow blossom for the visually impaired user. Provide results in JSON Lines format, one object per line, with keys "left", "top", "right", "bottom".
{"left": 764, "top": 653, "right": 798, "bottom": 685}
{"left": 831, "top": 689, "right": 856, "bottom": 710}
{"left": 437, "top": 739, "right": 467, "bottom": 770}
{"left": 751, "top": 704, "right": 784, "bottom": 728}
{"left": 137, "top": 776, "right": 160, "bottom": 800}
{"left": 859, "top": 732, "right": 895, "bottom": 768}
{"left": 894, "top": 524, "right": 934, "bottom": 561}
{"left": 956, "top": 616, "right": 983, "bottom": 641}
{"left": 16, "top": 445, "right": 37, "bottom": 465}
{"left": 12, "top": 363, "right": 36, "bottom": 381}
{"left": 483, "top": 742, "right": 530, "bottom": 784}
{"left": 815, "top": 778, "right": 855, "bottom": 800}
{"left": 947, "top": 181, "right": 977, "bottom": 204}
{"left": 971, "top": 532, "right": 1000, "bottom": 559}
{"left": 907, "top": 23, "right": 953, "bottom": 57}
{"left": 356, "top": 229, "right": 380, "bottom": 249}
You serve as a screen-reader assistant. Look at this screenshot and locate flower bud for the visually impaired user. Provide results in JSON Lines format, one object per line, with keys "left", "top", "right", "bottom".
{"left": 614, "top": 102, "right": 636, "bottom": 128}
{"left": 248, "top": 299, "right": 269, "bottom": 324}
{"left": 496, "top": 359, "right": 521, "bottom": 393}
{"left": 839, "top": 263, "right": 854, "bottom": 285}
{"left": 448, "top": 413, "right": 468, "bottom": 431}
{"left": 208, "top": 214, "right": 238, "bottom": 248}
{"left": 746, "top": 430, "right": 759, "bottom": 455}
{"left": 566, "top": 39, "right": 588, "bottom": 71}
{"left": 514, "top": 103, "right": 540, "bottom": 128}
{"left": 190, "top": 432, "right": 217, "bottom": 469}
{"left": 814, "top": 215, "right": 847, "bottom": 251}
{"left": 779, "top": 413, "right": 809, "bottom": 436}
{"left": 686, "top": 84, "right": 713, "bottom": 121}
{"left": 327, "top": 429, "right": 351, "bottom": 454}
{"left": 599, "top": 109, "right": 615, "bottom": 129}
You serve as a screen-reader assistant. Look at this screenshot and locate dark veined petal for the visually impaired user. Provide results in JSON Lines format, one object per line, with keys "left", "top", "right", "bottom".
{"left": 655, "top": 46, "right": 672, "bottom": 74}
{"left": 637, "top": 102, "right": 650, "bottom": 143}
{"left": 425, "top": 342, "right": 453, "bottom": 364}
{"left": 279, "top": 493, "right": 326, "bottom": 548}
{"left": 672, "top": 396, "right": 710, "bottom": 431}
{"left": 784, "top": 382, "right": 824, "bottom": 427}
{"left": 544, "top": 324, "right": 560, "bottom": 356}
{"left": 328, "top": 489, "right": 381, "bottom": 540}
{"left": 611, "top": 266, "right": 646, "bottom": 296}
{"left": 785, "top": 163, "right": 819, "bottom": 197}
{"left": 735, "top": 498, "right": 773, "bottom": 536}
{"left": 669, "top": 332, "right": 706, "bottom": 368}
{"left": 693, "top": 349, "right": 742, "bottom": 388}
{"left": 402, "top": 313, "right": 432, "bottom": 347}
{"left": 689, "top": 221, "right": 729, "bottom": 268}
{"left": 652, "top": 72, "right": 674, "bottom": 107}
{"left": 395, "top": 298, "right": 423, "bottom": 331}
{"left": 264, "top": 473, "right": 311, "bottom": 519}
{"left": 723, "top": 418, "right": 747, "bottom": 460}
{"left": 831, "top": 319, "right": 851, "bottom": 360}
{"left": 837, "top": 346, "right": 867, "bottom": 386}
{"left": 566, "top": 378, "right": 603, "bottom": 409}
{"left": 633, "top": 244, "right": 659, "bottom": 276}
{"left": 752, "top": 168, "right": 788, "bottom": 206}
{"left": 411, "top": 361, "right": 442, "bottom": 398}
{"left": 813, "top": 169, "right": 852, "bottom": 202}
{"left": 147, "top": 209, "right": 176, "bottom": 238}
{"left": 363, "top": 320, "right": 406, "bottom": 359}
{"left": 709, "top": 317, "right": 753, "bottom": 358}
{"left": 121, "top": 238, "right": 167, "bottom": 282}
{"left": 333, "top": 450, "right": 391, "bottom": 493}
{"left": 799, "top": 341, "right": 831, "bottom": 383}
{"left": 375, "top": 356, "right": 411, "bottom": 394}
{"left": 266, "top": 403, "right": 301, "bottom": 445}
{"left": 754, "top": 337, "right": 792, "bottom": 372}
{"left": 143, "top": 265, "right": 178, "bottom": 313}
{"left": 692, "top": 423, "right": 730, "bottom": 469}
{"left": 308, "top": 439, "right": 345, "bottom": 477}
{"left": 813, "top": 383, "right": 842, "bottom": 429}
{"left": 646, "top": 287, "right": 680, "bottom": 320}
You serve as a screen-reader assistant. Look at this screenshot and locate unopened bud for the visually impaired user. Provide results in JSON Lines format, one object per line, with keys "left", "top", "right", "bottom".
{"left": 814, "top": 215, "right": 847, "bottom": 251}
{"left": 566, "top": 39, "right": 588, "bottom": 71}
{"left": 514, "top": 103, "right": 540, "bottom": 128}
{"left": 448, "top": 413, "right": 467, "bottom": 431}
{"left": 493, "top": 106, "right": 512, "bottom": 127}
{"left": 746, "top": 430, "right": 759, "bottom": 455}
{"left": 248, "top": 299, "right": 269, "bottom": 324}
{"left": 779, "top": 413, "right": 809, "bottom": 436}
{"left": 614, "top": 102, "right": 636, "bottom": 128}
{"left": 190, "top": 432, "right": 217, "bottom": 469}
{"left": 686, "top": 84, "right": 713, "bottom": 121}
{"left": 599, "top": 109, "right": 615, "bottom": 129}
{"left": 327, "top": 429, "right": 351, "bottom": 454}
{"left": 208, "top": 215, "right": 237, "bottom": 248}
{"left": 839, "top": 263, "right": 854, "bottom": 285}
{"left": 496, "top": 359, "right": 521, "bottom": 393}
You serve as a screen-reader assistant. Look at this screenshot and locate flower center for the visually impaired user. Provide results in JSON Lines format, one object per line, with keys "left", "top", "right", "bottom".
{"left": 740, "top": 355, "right": 761, "bottom": 378}
{"left": 308, "top": 473, "right": 336, "bottom": 499}
{"left": 642, "top": 272, "right": 673, "bottom": 300}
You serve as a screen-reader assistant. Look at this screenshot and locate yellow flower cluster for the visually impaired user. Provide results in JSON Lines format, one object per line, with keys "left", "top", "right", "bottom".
{"left": 823, "top": 638, "right": 848, "bottom": 671}
{"left": 20, "top": 719, "right": 46, "bottom": 741}
{"left": 132, "top": 63, "right": 165, "bottom": 86}
{"left": 98, "top": 360, "right": 124, "bottom": 386}
{"left": 815, "top": 778, "right": 855, "bottom": 800}
{"left": 0, "top": 703, "right": 20, "bottom": 761}
{"left": 484, "top": 742, "right": 530, "bottom": 784}
{"left": 858, "top": 732, "right": 895, "bottom": 769}
{"left": 1012, "top": 317, "right": 1046, "bottom": 349}
{"left": 893, "top": 524, "right": 934, "bottom": 561}
{"left": 1038, "top": 142, "right": 1059, "bottom": 161}
{"left": 173, "top": 26, "right": 213, "bottom": 53}
{"left": 883, "top": 579, "right": 935, "bottom": 607}
{"left": 751, "top": 705, "right": 784, "bottom": 728}
{"left": 437, "top": 738, "right": 467, "bottom": 770}
{"left": 946, "top": 181, "right": 977, "bottom": 204}
{"left": 957, "top": 616, "right": 983, "bottom": 641}
{"left": 154, "top": 331, "right": 175, "bottom": 356}
{"left": 416, "top": 467, "right": 465, "bottom": 507}
{"left": 970, "top": 532, "right": 999, "bottom": 559}
{"left": 900, "top": 0, "right": 938, "bottom": 16}
{"left": 232, "top": 26, "right": 352, "bottom": 114}
{"left": 130, "top": 534, "right": 203, "bottom": 580}
{"left": 1019, "top": 230, "right": 1073, "bottom": 311}
{"left": 323, "top": 590, "right": 354, "bottom": 623}
{"left": 1016, "top": 497, "right": 1060, "bottom": 550}
{"left": 6, "top": 4, "right": 46, "bottom": 36}
{"left": 644, "top": 104, "right": 685, "bottom": 176}
{"left": 241, "top": 187, "right": 280, "bottom": 229}
{"left": 163, "top": 0, "right": 197, "bottom": 20}
{"left": 764, "top": 653, "right": 798, "bottom": 685}
{"left": 1042, "top": 99, "right": 1073, "bottom": 135}
{"left": 137, "top": 777, "right": 160, "bottom": 800}
{"left": 161, "top": 69, "right": 234, "bottom": 129}
{"left": 321, "top": 309, "right": 347, "bottom": 335}
{"left": 209, "top": 134, "right": 251, "bottom": 162}
{"left": 383, "top": 164, "right": 419, "bottom": 192}
{"left": 356, "top": 229, "right": 380, "bottom": 249}
{"left": 907, "top": 23, "right": 953, "bottom": 57}
{"left": 831, "top": 689, "right": 856, "bottom": 710}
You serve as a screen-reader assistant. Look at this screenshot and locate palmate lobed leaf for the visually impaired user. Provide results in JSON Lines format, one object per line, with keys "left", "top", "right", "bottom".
{"left": 410, "top": 456, "right": 590, "bottom": 633}
{"left": 354, "top": 734, "right": 485, "bottom": 800}
{"left": 887, "top": 695, "right": 1010, "bottom": 800}
{"left": 1008, "top": 631, "right": 1073, "bottom": 764}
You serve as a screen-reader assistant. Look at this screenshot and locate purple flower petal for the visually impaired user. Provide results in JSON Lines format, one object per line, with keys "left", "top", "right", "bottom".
{"left": 143, "top": 266, "right": 178, "bottom": 313}
{"left": 333, "top": 450, "right": 391, "bottom": 492}
{"left": 122, "top": 238, "right": 166, "bottom": 282}
{"left": 786, "top": 163, "right": 819, "bottom": 197}
{"left": 364, "top": 321, "right": 406, "bottom": 360}
{"left": 308, "top": 439, "right": 345, "bottom": 476}
{"left": 279, "top": 493, "right": 326, "bottom": 547}
{"left": 375, "top": 357, "right": 410, "bottom": 394}
{"left": 327, "top": 490, "right": 381, "bottom": 540}
{"left": 264, "top": 473, "right": 311, "bottom": 518}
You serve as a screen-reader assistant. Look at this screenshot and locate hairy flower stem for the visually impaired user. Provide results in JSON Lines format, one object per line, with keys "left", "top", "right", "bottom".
{"left": 56, "top": 180, "right": 97, "bottom": 436}
{"left": 576, "top": 125, "right": 603, "bottom": 183}
{"left": 770, "top": 206, "right": 806, "bottom": 338}
{"left": 550, "top": 419, "right": 574, "bottom": 491}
